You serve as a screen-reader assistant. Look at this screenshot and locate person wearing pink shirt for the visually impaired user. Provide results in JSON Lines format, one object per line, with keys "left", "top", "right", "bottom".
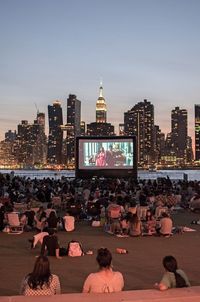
{"left": 82, "top": 248, "right": 124, "bottom": 293}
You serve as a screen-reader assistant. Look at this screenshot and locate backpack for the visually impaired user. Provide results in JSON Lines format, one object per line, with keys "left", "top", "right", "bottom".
{"left": 108, "top": 206, "right": 121, "bottom": 219}
{"left": 67, "top": 240, "right": 84, "bottom": 257}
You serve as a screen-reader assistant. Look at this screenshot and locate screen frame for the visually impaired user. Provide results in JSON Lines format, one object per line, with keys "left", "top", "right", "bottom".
{"left": 75, "top": 136, "right": 137, "bottom": 179}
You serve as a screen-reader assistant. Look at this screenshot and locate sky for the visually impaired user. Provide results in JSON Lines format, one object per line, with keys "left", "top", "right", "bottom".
{"left": 0, "top": 0, "right": 200, "bottom": 142}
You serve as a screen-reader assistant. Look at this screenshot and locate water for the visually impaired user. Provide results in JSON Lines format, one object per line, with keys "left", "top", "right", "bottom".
{"left": 0, "top": 169, "right": 200, "bottom": 181}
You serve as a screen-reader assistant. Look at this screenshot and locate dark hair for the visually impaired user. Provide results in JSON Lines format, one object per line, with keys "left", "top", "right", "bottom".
{"left": 129, "top": 213, "right": 139, "bottom": 224}
{"left": 96, "top": 248, "right": 112, "bottom": 269}
{"left": 163, "top": 256, "right": 187, "bottom": 288}
{"left": 27, "top": 256, "right": 52, "bottom": 290}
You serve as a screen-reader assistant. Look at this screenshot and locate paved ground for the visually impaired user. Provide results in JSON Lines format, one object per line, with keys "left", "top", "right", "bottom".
{"left": 1, "top": 210, "right": 200, "bottom": 296}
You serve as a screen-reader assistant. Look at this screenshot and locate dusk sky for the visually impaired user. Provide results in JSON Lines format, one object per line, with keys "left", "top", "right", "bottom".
{"left": 0, "top": 0, "right": 200, "bottom": 142}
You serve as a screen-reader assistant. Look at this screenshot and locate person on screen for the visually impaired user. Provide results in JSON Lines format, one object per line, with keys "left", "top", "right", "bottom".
{"left": 105, "top": 145, "right": 115, "bottom": 167}
{"left": 95, "top": 147, "right": 106, "bottom": 167}
{"left": 112, "top": 143, "right": 126, "bottom": 166}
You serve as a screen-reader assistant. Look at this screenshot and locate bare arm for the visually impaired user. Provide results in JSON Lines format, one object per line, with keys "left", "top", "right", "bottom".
{"left": 56, "top": 248, "right": 62, "bottom": 259}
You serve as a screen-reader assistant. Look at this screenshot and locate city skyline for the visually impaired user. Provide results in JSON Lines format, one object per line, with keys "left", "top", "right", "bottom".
{"left": 1, "top": 0, "right": 200, "bottom": 142}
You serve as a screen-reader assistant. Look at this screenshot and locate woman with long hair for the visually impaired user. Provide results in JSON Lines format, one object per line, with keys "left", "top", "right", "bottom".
{"left": 20, "top": 256, "right": 61, "bottom": 296}
{"left": 155, "top": 255, "right": 190, "bottom": 290}
{"left": 82, "top": 248, "right": 124, "bottom": 293}
{"left": 129, "top": 213, "right": 142, "bottom": 236}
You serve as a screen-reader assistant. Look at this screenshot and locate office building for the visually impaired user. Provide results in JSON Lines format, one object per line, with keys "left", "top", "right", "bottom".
{"left": 87, "top": 122, "right": 115, "bottom": 136}
{"left": 124, "top": 99, "right": 154, "bottom": 165}
{"left": 47, "top": 101, "right": 63, "bottom": 164}
{"left": 195, "top": 104, "right": 200, "bottom": 161}
{"left": 171, "top": 106, "right": 187, "bottom": 162}
{"left": 66, "top": 94, "right": 81, "bottom": 165}
{"left": 96, "top": 84, "right": 107, "bottom": 123}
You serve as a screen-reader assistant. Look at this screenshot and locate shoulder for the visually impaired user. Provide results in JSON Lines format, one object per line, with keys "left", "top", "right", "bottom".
{"left": 113, "top": 271, "right": 124, "bottom": 281}
{"left": 52, "top": 274, "right": 59, "bottom": 280}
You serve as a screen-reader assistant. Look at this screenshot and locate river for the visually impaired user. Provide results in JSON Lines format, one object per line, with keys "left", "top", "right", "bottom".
{"left": 0, "top": 169, "right": 200, "bottom": 181}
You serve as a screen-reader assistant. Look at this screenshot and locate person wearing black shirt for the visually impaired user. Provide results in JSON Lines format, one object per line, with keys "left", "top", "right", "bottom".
{"left": 41, "top": 229, "right": 62, "bottom": 259}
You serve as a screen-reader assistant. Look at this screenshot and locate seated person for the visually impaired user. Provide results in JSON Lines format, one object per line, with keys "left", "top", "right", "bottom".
{"left": 47, "top": 211, "right": 59, "bottom": 230}
{"left": 41, "top": 229, "right": 63, "bottom": 259}
{"left": 24, "top": 205, "right": 35, "bottom": 229}
{"left": 120, "top": 213, "right": 131, "bottom": 235}
{"left": 129, "top": 213, "right": 142, "bottom": 237}
{"left": 143, "top": 210, "right": 156, "bottom": 235}
{"left": 157, "top": 212, "right": 173, "bottom": 236}
{"left": 82, "top": 248, "right": 124, "bottom": 293}
{"left": 155, "top": 255, "right": 190, "bottom": 290}
{"left": 20, "top": 255, "right": 61, "bottom": 295}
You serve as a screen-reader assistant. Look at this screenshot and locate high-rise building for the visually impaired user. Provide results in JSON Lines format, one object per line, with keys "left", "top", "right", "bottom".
{"left": 87, "top": 84, "right": 115, "bottom": 136}
{"left": 154, "top": 125, "right": 165, "bottom": 163}
{"left": 171, "top": 106, "right": 187, "bottom": 162}
{"left": 96, "top": 84, "right": 107, "bottom": 123}
{"left": 80, "top": 121, "right": 85, "bottom": 136}
{"left": 124, "top": 99, "right": 154, "bottom": 165}
{"left": 66, "top": 94, "right": 81, "bottom": 165}
{"left": 47, "top": 101, "right": 63, "bottom": 164}
{"left": 195, "top": 104, "right": 200, "bottom": 161}
{"left": 33, "top": 112, "right": 47, "bottom": 165}
{"left": 87, "top": 122, "right": 115, "bottom": 136}
{"left": 17, "top": 120, "right": 35, "bottom": 166}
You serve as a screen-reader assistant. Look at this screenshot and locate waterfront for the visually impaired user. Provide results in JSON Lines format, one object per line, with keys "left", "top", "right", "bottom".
{"left": 0, "top": 169, "right": 200, "bottom": 181}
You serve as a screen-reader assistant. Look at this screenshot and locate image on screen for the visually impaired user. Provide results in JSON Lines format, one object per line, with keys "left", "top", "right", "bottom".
{"left": 78, "top": 139, "right": 134, "bottom": 170}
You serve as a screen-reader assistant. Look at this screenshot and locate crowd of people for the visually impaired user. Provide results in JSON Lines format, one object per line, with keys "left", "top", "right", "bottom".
{"left": 0, "top": 172, "right": 199, "bottom": 296}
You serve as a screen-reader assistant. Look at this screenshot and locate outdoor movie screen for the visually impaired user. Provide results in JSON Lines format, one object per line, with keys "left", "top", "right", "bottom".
{"left": 78, "top": 137, "right": 135, "bottom": 170}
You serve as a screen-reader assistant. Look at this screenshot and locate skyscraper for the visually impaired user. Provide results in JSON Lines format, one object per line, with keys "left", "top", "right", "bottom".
{"left": 195, "top": 105, "right": 200, "bottom": 161}
{"left": 47, "top": 101, "right": 63, "bottom": 164}
{"left": 171, "top": 106, "right": 187, "bottom": 162}
{"left": 66, "top": 94, "right": 81, "bottom": 164}
{"left": 124, "top": 99, "right": 154, "bottom": 165}
{"left": 87, "top": 84, "right": 115, "bottom": 136}
{"left": 154, "top": 125, "right": 165, "bottom": 163}
{"left": 96, "top": 84, "right": 107, "bottom": 123}
{"left": 34, "top": 112, "right": 47, "bottom": 165}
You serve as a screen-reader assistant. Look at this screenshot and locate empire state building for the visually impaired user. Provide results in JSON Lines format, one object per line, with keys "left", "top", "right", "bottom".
{"left": 96, "top": 84, "right": 107, "bottom": 123}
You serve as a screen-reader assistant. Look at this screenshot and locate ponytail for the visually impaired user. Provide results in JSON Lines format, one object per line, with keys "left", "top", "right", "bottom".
{"left": 163, "top": 255, "right": 187, "bottom": 288}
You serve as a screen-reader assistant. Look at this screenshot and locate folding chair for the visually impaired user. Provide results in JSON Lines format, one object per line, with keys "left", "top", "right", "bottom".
{"left": 7, "top": 212, "right": 24, "bottom": 234}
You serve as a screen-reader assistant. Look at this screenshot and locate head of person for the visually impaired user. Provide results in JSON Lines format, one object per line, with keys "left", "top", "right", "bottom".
{"left": 96, "top": 248, "right": 112, "bottom": 270}
{"left": 48, "top": 228, "right": 56, "bottom": 236}
{"left": 163, "top": 255, "right": 178, "bottom": 272}
{"left": 162, "top": 255, "right": 187, "bottom": 288}
{"left": 49, "top": 211, "right": 56, "bottom": 219}
{"left": 28, "top": 256, "right": 51, "bottom": 289}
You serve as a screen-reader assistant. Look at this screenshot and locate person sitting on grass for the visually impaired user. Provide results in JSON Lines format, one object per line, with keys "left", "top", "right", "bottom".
{"left": 82, "top": 248, "right": 124, "bottom": 293}
{"left": 154, "top": 255, "right": 190, "bottom": 290}
{"left": 20, "top": 255, "right": 61, "bottom": 296}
